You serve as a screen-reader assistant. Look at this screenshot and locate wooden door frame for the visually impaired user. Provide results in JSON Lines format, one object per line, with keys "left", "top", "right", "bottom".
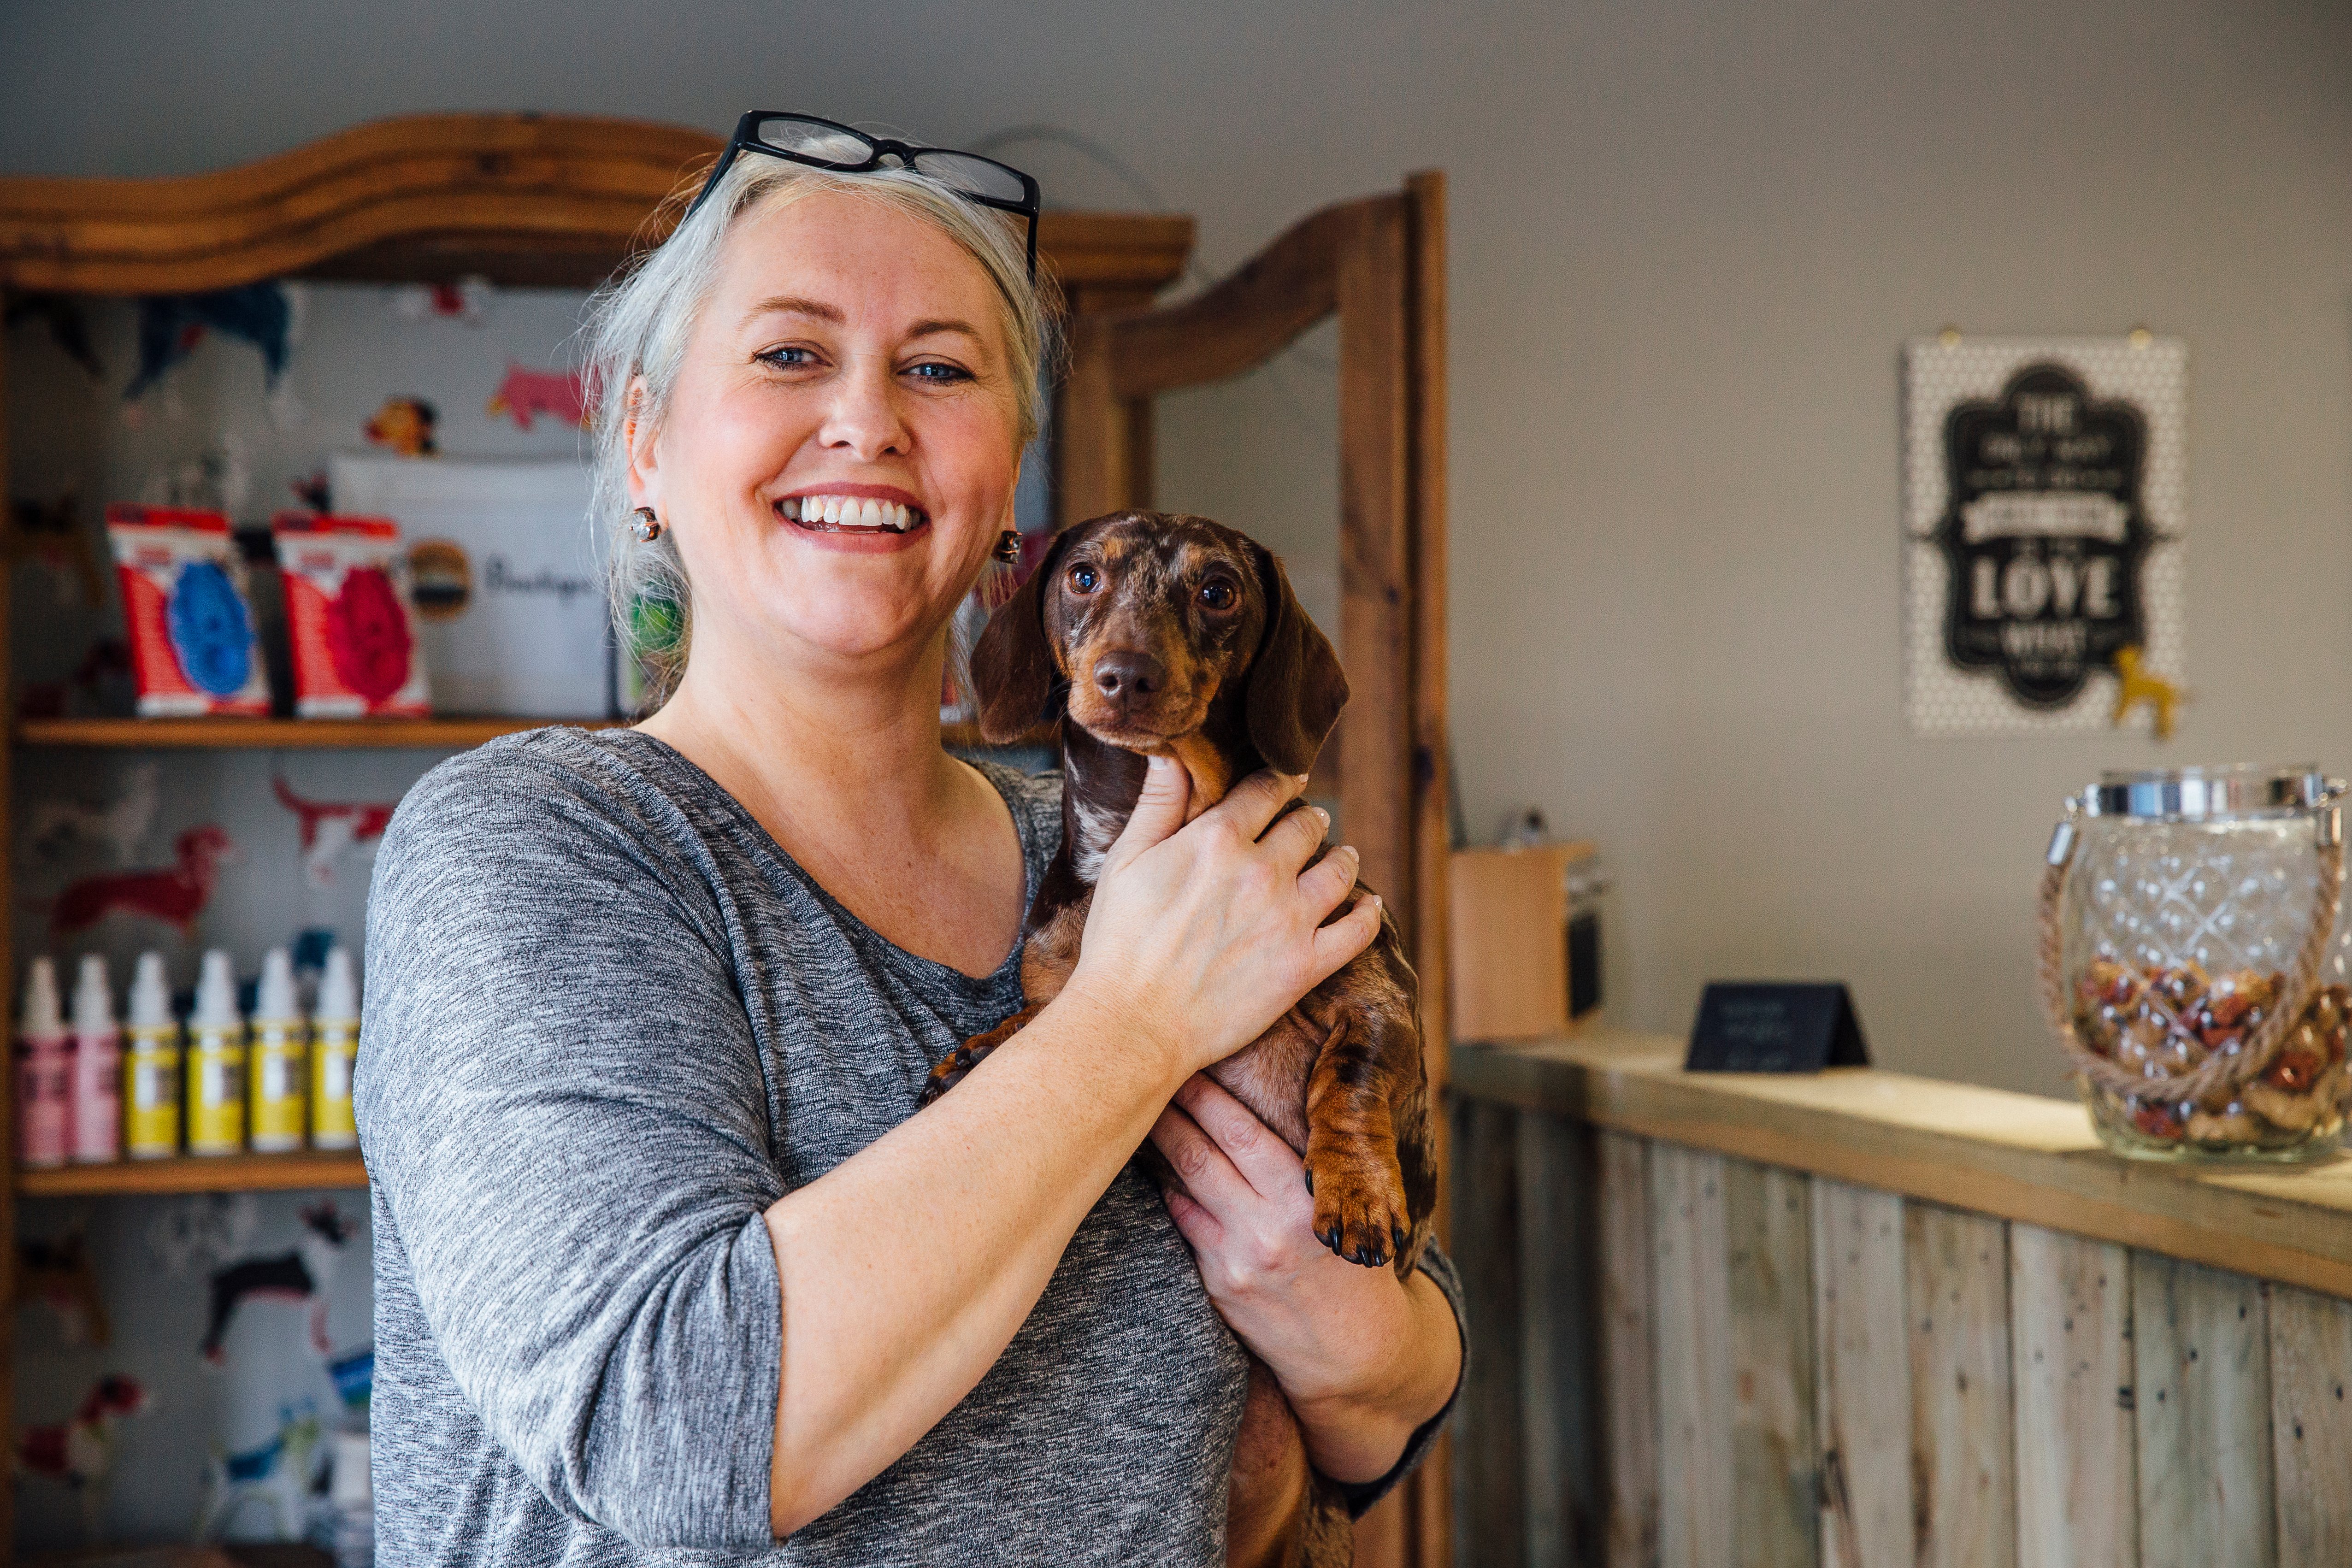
{"left": 1055, "top": 171, "right": 1452, "bottom": 1568}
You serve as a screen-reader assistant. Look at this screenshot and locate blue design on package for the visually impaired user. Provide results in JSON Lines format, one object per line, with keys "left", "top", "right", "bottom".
{"left": 167, "top": 560, "right": 254, "bottom": 696}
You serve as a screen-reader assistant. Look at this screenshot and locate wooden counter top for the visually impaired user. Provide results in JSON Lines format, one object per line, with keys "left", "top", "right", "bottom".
{"left": 1453, "top": 1028, "right": 2352, "bottom": 1300}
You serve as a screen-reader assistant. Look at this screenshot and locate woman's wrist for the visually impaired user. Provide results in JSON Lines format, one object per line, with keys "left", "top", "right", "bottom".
{"left": 1282, "top": 1268, "right": 1461, "bottom": 1483}
{"left": 1047, "top": 975, "right": 1193, "bottom": 1095}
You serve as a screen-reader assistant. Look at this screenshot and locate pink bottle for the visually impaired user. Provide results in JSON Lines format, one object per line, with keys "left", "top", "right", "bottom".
{"left": 69, "top": 955, "right": 122, "bottom": 1164}
{"left": 16, "top": 957, "right": 70, "bottom": 1169}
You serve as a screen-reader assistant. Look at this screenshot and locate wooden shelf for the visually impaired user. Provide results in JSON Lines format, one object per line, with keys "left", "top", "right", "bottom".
{"left": 18, "top": 1149, "right": 365, "bottom": 1196}
{"left": 16, "top": 714, "right": 615, "bottom": 749}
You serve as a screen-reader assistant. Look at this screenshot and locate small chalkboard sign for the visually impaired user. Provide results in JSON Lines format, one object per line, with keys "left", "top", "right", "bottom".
{"left": 1686, "top": 982, "right": 1869, "bottom": 1073}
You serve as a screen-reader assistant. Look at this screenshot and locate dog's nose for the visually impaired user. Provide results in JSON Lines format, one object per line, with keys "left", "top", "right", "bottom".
{"left": 1092, "top": 651, "right": 1165, "bottom": 708}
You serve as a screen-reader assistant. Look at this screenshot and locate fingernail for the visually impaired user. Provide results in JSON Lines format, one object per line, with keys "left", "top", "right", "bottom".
{"left": 1313, "top": 807, "right": 1331, "bottom": 830}
{"left": 1148, "top": 755, "right": 1175, "bottom": 774}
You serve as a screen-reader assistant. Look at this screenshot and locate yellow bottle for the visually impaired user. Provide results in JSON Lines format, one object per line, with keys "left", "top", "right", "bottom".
{"left": 310, "top": 946, "right": 360, "bottom": 1151}
{"left": 248, "top": 947, "right": 307, "bottom": 1153}
{"left": 187, "top": 950, "right": 245, "bottom": 1156}
{"left": 123, "top": 951, "right": 182, "bottom": 1159}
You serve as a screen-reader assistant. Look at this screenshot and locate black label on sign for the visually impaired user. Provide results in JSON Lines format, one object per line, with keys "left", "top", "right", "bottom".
{"left": 1686, "top": 983, "right": 1869, "bottom": 1074}
{"left": 1934, "top": 362, "right": 2151, "bottom": 707}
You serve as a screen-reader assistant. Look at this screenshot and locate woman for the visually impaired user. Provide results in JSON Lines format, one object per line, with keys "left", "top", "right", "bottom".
{"left": 358, "top": 120, "right": 1463, "bottom": 1565}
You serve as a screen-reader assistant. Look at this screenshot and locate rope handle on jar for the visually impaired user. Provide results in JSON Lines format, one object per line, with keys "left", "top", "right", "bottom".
{"left": 2038, "top": 790, "right": 2347, "bottom": 1108}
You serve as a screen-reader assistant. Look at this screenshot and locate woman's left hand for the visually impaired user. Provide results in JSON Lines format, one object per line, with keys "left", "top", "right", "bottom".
{"left": 1148, "top": 1074, "right": 1462, "bottom": 1485}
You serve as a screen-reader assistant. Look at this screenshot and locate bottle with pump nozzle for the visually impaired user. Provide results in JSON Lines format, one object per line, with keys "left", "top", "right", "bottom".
{"left": 187, "top": 950, "right": 246, "bottom": 1155}
{"left": 17, "top": 957, "right": 69, "bottom": 1168}
{"left": 69, "top": 955, "right": 121, "bottom": 1164}
{"left": 124, "top": 953, "right": 181, "bottom": 1159}
{"left": 311, "top": 947, "right": 360, "bottom": 1151}
{"left": 249, "top": 948, "right": 307, "bottom": 1152}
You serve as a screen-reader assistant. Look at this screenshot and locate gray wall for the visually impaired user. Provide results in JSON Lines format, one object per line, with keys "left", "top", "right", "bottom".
{"left": 9, "top": 0, "right": 2352, "bottom": 1096}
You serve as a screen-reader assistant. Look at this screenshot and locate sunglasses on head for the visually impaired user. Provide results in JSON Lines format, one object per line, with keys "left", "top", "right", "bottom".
{"left": 685, "top": 111, "right": 1042, "bottom": 280}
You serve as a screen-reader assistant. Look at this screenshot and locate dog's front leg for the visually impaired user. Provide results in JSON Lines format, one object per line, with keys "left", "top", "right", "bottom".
{"left": 1299, "top": 989, "right": 1423, "bottom": 1272}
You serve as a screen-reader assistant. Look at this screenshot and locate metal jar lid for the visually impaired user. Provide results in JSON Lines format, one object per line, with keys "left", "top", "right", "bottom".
{"left": 2083, "top": 765, "right": 2332, "bottom": 821}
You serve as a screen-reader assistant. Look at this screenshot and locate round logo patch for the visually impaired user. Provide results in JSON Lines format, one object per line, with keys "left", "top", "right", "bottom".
{"left": 407, "top": 539, "right": 472, "bottom": 622}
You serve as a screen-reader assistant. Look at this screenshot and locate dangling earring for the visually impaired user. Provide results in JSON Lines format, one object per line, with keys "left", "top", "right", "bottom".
{"left": 631, "top": 507, "right": 664, "bottom": 543}
{"left": 992, "top": 529, "right": 1022, "bottom": 564}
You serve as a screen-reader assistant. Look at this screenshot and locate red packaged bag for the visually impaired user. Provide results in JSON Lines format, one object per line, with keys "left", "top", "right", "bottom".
{"left": 271, "top": 513, "right": 431, "bottom": 718}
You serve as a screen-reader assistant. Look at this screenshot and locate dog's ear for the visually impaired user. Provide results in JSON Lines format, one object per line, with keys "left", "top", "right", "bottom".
{"left": 1244, "top": 545, "right": 1349, "bottom": 776}
{"left": 973, "top": 527, "right": 1078, "bottom": 743}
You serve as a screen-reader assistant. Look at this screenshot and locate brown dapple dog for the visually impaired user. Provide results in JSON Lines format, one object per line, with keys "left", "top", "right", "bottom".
{"left": 920, "top": 510, "right": 1437, "bottom": 1568}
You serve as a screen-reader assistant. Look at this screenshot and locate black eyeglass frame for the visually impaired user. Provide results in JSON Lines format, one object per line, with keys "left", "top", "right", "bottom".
{"left": 684, "top": 111, "right": 1042, "bottom": 279}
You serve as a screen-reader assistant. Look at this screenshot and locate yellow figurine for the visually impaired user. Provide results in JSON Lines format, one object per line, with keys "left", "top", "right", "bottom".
{"left": 2111, "top": 646, "right": 2186, "bottom": 740}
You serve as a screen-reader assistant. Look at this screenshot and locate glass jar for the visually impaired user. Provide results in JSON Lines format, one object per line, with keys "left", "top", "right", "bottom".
{"left": 2042, "top": 766, "right": 2351, "bottom": 1162}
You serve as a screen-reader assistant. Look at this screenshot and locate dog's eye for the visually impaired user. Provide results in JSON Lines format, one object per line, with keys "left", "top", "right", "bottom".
{"left": 1198, "top": 579, "right": 1238, "bottom": 610}
{"left": 1068, "top": 564, "right": 1100, "bottom": 593}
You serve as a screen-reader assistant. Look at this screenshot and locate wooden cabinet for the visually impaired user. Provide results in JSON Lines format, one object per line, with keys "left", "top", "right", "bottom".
{"left": 0, "top": 112, "right": 1192, "bottom": 1559}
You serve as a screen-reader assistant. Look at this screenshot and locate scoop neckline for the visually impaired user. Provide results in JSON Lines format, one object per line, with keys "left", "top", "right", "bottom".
{"left": 589, "top": 726, "right": 1041, "bottom": 991}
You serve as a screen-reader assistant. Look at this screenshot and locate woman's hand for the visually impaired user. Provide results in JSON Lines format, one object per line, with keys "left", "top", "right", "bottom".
{"left": 1148, "top": 1075, "right": 1462, "bottom": 1485}
{"left": 1068, "top": 757, "right": 1380, "bottom": 1081}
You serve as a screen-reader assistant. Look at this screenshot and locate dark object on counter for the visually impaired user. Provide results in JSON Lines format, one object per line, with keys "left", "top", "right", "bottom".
{"left": 1686, "top": 982, "right": 1869, "bottom": 1073}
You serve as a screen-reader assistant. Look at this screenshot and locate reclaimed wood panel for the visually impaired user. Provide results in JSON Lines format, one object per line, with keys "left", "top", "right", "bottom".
{"left": 1518, "top": 1114, "right": 1601, "bottom": 1566}
{"left": 1455, "top": 1098, "right": 1527, "bottom": 1568}
{"left": 1905, "top": 1204, "right": 2016, "bottom": 1568}
{"left": 1651, "top": 1144, "right": 1733, "bottom": 1568}
{"left": 2008, "top": 1225, "right": 2135, "bottom": 1568}
{"left": 2132, "top": 1252, "right": 2275, "bottom": 1567}
{"left": 1725, "top": 1160, "right": 1820, "bottom": 1568}
{"left": 2269, "top": 1283, "right": 2352, "bottom": 1568}
{"left": 1810, "top": 1179, "right": 1910, "bottom": 1568}
{"left": 1600, "top": 1130, "right": 1661, "bottom": 1568}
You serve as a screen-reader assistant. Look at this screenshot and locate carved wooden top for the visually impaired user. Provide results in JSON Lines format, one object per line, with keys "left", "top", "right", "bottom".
{"left": 1456, "top": 1027, "right": 2352, "bottom": 1300}
{"left": 0, "top": 112, "right": 1195, "bottom": 297}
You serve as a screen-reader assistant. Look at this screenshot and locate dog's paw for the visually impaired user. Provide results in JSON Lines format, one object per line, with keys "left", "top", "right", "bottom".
{"left": 1304, "top": 1148, "right": 1411, "bottom": 1269}
{"left": 918, "top": 1039, "right": 996, "bottom": 1106}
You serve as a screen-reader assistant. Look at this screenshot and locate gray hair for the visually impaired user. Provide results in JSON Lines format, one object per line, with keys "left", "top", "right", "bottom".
{"left": 583, "top": 153, "right": 1055, "bottom": 703}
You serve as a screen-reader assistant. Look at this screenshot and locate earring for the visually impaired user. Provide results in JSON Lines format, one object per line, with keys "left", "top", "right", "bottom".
{"left": 631, "top": 507, "right": 664, "bottom": 543}
{"left": 992, "top": 529, "right": 1023, "bottom": 565}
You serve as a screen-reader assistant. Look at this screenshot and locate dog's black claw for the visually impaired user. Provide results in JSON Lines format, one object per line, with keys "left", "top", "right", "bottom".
{"left": 1392, "top": 1224, "right": 1409, "bottom": 1257}
{"left": 1303, "top": 1168, "right": 1314, "bottom": 1194}
{"left": 1323, "top": 1225, "right": 1343, "bottom": 1254}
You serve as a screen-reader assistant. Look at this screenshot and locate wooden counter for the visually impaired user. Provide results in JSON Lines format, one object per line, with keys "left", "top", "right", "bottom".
{"left": 1447, "top": 1029, "right": 2352, "bottom": 1568}
{"left": 1455, "top": 1029, "right": 2352, "bottom": 1301}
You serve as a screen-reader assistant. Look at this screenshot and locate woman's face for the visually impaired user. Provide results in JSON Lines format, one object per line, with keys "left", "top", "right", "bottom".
{"left": 632, "top": 187, "right": 1023, "bottom": 679}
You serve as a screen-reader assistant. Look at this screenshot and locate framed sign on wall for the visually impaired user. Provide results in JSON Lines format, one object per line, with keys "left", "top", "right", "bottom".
{"left": 1902, "top": 334, "right": 2187, "bottom": 735}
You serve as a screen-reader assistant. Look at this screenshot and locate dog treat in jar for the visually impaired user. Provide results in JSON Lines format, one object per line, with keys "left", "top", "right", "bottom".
{"left": 2044, "top": 766, "right": 2352, "bottom": 1161}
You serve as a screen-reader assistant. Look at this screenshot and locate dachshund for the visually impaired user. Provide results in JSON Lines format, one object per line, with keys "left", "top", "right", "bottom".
{"left": 922, "top": 509, "right": 1437, "bottom": 1568}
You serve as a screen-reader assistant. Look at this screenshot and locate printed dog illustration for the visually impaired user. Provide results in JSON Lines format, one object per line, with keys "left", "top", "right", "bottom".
{"left": 485, "top": 363, "right": 591, "bottom": 430}
{"left": 199, "top": 1202, "right": 352, "bottom": 1364}
{"left": 17, "top": 1374, "right": 150, "bottom": 1542}
{"left": 53, "top": 825, "right": 234, "bottom": 936}
{"left": 272, "top": 777, "right": 398, "bottom": 888}
{"left": 363, "top": 396, "right": 438, "bottom": 458}
{"left": 16, "top": 1231, "right": 111, "bottom": 1346}
{"left": 193, "top": 1403, "right": 322, "bottom": 1543}
{"left": 925, "top": 510, "right": 1435, "bottom": 1568}
{"left": 24, "top": 761, "right": 159, "bottom": 865}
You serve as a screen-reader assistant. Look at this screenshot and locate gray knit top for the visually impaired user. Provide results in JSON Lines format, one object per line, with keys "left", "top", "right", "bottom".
{"left": 357, "top": 727, "right": 1460, "bottom": 1566}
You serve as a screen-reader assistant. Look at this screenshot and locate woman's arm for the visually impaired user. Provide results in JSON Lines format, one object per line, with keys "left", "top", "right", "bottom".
{"left": 762, "top": 758, "right": 1384, "bottom": 1533}
{"left": 1148, "top": 1076, "right": 1463, "bottom": 1484}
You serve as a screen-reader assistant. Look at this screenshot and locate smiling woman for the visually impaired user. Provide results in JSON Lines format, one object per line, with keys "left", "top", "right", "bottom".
{"left": 587, "top": 156, "right": 1052, "bottom": 696}
{"left": 356, "top": 124, "right": 1460, "bottom": 1568}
